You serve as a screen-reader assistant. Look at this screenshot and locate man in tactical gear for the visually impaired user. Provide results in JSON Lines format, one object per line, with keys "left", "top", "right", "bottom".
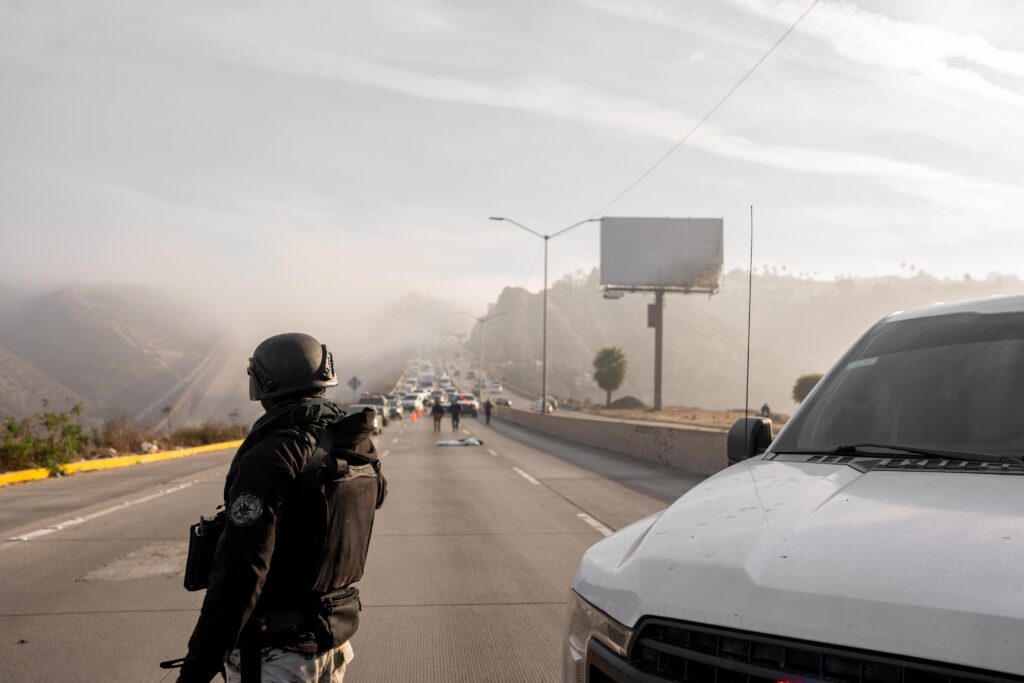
{"left": 176, "top": 333, "right": 386, "bottom": 683}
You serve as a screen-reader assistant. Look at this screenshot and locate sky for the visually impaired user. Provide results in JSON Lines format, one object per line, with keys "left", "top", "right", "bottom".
{"left": 1, "top": 0, "right": 1023, "bottom": 315}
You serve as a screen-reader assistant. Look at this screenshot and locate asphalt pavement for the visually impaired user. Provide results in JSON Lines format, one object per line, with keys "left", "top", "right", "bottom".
{"left": 0, "top": 409, "right": 702, "bottom": 682}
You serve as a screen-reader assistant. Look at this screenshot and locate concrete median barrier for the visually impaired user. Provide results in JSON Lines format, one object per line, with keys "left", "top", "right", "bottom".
{"left": 493, "top": 406, "right": 727, "bottom": 476}
{"left": 0, "top": 439, "right": 243, "bottom": 487}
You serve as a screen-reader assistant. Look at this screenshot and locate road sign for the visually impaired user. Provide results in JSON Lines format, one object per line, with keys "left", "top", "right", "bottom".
{"left": 347, "top": 376, "right": 361, "bottom": 392}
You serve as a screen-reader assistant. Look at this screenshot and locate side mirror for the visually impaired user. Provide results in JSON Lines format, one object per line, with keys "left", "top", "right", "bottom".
{"left": 727, "top": 417, "right": 773, "bottom": 465}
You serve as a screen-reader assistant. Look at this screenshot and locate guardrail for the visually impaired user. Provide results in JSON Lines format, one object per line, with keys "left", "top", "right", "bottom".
{"left": 492, "top": 406, "right": 727, "bottom": 476}
{"left": 0, "top": 439, "right": 243, "bottom": 488}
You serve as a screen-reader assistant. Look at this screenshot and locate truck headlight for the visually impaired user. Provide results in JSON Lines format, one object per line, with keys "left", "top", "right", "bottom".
{"left": 562, "top": 590, "right": 633, "bottom": 683}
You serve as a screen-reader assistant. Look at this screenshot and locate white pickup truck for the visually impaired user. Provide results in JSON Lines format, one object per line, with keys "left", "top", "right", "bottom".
{"left": 566, "top": 296, "right": 1024, "bottom": 682}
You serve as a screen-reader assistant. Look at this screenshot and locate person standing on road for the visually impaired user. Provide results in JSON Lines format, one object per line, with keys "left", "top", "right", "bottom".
{"left": 483, "top": 399, "right": 493, "bottom": 425}
{"left": 431, "top": 400, "right": 445, "bottom": 433}
{"left": 449, "top": 399, "right": 463, "bottom": 432}
{"left": 174, "top": 333, "right": 387, "bottom": 683}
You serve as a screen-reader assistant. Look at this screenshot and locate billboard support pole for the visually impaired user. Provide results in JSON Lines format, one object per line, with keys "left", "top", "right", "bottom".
{"left": 653, "top": 289, "right": 664, "bottom": 411}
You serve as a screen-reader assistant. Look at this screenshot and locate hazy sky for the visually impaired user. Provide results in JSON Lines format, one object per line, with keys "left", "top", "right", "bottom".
{"left": 2, "top": 0, "right": 1023, "bottom": 311}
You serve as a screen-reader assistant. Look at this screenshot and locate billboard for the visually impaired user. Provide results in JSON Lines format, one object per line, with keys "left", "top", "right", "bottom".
{"left": 600, "top": 217, "right": 723, "bottom": 291}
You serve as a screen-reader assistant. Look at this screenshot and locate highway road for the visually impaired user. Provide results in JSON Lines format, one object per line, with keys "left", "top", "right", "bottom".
{"left": 0, "top": 409, "right": 703, "bottom": 682}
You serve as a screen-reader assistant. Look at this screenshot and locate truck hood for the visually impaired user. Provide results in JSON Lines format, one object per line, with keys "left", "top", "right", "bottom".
{"left": 573, "top": 458, "right": 1024, "bottom": 675}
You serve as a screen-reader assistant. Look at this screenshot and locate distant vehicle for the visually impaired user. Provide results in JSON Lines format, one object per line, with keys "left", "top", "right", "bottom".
{"left": 345, "top": 405, "right": 383, "bottom": 435}
{"left": 494, "top": 397, "right": 511, "bottom": 407}
{"left": 384, "top": 394, "right": 404, "bottom": 419}
{"left": 453, "top": 370, "right": 460, "bottom": 377}
{"left": 531, "top": 398, "right": 557, "bottom": 413}
{"left": 454, "top": 393, "right": 480, "bottom": 418}
{"left": 429, "top": 390, "right": 447, "bottom": 406}
{"left": 490, "top": 380, "right": 503, "bottom": 392}
{"left": 418, "top": 371, "right": 436, "bottom": 388}
{"left": 358, "top": 394, "right": 391, "bottom": 426}
{"left": 466, "top": 370, "right": 476, "bottom": 380}
{"left": 564, "top": 296, "right": 1024, "bottom": 683}
{"left": 401, "top": 394, "right": 424, "bottom": 411}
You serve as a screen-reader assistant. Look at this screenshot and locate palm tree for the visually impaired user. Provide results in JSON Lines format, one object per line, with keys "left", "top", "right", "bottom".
{"left": 593, "top": 346, "right": 628, "bottom": 407}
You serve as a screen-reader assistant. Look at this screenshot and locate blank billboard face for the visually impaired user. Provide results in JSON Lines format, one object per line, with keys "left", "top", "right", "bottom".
{"left": 600, "top": 217, "right": 723, "bottom": 290}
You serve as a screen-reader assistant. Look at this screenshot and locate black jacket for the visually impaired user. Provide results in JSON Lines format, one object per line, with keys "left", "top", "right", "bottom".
{"left": 178, "top": 409, "right": 384, "bottom": 682}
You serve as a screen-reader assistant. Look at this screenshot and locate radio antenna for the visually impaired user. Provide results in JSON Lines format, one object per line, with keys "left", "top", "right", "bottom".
{"left": 745, "top": 205, "right": 754, "bottom": 423}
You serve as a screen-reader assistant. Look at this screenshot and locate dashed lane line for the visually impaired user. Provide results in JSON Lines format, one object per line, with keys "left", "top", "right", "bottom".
{"left": 478, "top": 425, "right": 620, "bottom": 537}
{"left": 391, "top": 438, "right": 399, "bottom": 444}
{"left": 577, "top": 513, "right": 613, "bottom": 537}
{"left": 512, "top": 467, "right": 540, "bottom": 485}
{"left": 381, "top": 450, "right": 391, "bottom": 459}
{"left": 1, "top": 481, "right": 196, "bottom": 549}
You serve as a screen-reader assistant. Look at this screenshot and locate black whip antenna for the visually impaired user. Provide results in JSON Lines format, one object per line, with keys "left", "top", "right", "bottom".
{"left": 744, "top": 206, "right": 754, "bottom": 452}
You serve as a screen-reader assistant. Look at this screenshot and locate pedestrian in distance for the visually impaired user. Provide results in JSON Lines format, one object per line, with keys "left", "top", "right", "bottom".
{"left": 431, "top": 400, "right": 445, "bottom": 433}
{"left": 483, "top": 398, "right": 493, "bottom": 425}
{"left": 170, "top": 333, "right": 387, "bottom": 683}
{"left": 449, "top": 399, "right": 463, "bottom": 432}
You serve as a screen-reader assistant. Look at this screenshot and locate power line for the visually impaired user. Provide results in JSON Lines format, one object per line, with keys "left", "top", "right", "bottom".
{"left": 590, "top": 0, "right": 822, "bottom": 218}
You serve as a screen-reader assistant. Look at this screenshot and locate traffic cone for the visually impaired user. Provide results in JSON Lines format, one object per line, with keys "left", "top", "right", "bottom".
{"left": 411, "top": 410, "right": 418, "bottom": 423}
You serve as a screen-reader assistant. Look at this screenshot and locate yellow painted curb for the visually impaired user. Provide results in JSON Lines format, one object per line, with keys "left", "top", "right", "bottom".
{"left": 0, "top": 439, "right": 244, "bottom": 486}
{"left": 61, "top": 440, "right": 244, "bottom": 474}
{"left": 0, "top": 467, "right": 52, "bottom": 487}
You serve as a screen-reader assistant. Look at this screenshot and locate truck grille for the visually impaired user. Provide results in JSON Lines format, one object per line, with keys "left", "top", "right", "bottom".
{"left": 626, "top": 619, "right": 1022, "bottom": 683}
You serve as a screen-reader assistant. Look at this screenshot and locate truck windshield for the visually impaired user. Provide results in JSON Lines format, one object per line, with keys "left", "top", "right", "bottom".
{"left": 775, "top": 311, "right": 1024, "bottom": 460}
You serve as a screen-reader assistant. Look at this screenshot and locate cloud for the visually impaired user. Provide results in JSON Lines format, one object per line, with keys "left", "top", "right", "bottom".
{"left": 725, "top": 0, "right": 1024, "bottom": 109}
{"left": 219, "top": 41, "right": 1023, "bottom": 218}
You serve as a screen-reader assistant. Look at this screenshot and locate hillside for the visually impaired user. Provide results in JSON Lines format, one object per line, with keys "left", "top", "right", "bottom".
{"left": 468, "top": 269, "right": 1024, "bottom": 411}
{"left": 0, "top": 285, "right": 217, "bottom": 421}
{"left": 0, "top": 284, "right": 470, "bottom": 427}
{"left": 0, "top": 345, "right": 83, "bottom": 418}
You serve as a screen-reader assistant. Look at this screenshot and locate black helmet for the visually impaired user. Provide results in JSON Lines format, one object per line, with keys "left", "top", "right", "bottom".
{"left": 247, "top": 333, "right": 338, "bottom": 401}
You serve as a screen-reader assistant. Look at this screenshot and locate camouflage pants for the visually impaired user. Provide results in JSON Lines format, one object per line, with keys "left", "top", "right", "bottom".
{"left": 224, "top": 642, "right": 353, "bottom": 683}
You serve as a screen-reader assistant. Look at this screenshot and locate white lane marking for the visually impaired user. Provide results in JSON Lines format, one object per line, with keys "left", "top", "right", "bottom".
{"left": 391, "top": 438, "right": 398, "bottom": 444}
{"left": 381, "top": 450, "right": 391, "bottom": 459}
{"left": 461, "top": 429, "right": 470, "bottom": 435}
{"left": 3, "top": 482, "right": 195, "bottom": 545}
{"left": 487, "top": 448, "right": 498, "bottom": 457}
{"left": 512, "top": 467, "right": 540, "bottom": 485}
{"left": 577, "top": 513, "right": 613, "bottom": 537}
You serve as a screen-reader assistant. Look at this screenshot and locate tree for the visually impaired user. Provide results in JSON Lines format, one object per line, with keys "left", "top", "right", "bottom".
{"left": 593, "top": 346, "right": 628, "bottom": 407}
{"left": 792, "top": 373, "right": 823, "bottom": 403}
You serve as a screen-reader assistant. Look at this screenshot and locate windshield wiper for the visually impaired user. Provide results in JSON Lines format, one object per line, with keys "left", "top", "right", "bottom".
{"left": 826, "top": 443, "right": 1021, "bottom": 464}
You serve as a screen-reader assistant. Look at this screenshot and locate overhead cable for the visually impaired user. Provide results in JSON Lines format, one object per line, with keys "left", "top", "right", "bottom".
{"left": 590, "top": 0, "right": 822, "bottom": 217}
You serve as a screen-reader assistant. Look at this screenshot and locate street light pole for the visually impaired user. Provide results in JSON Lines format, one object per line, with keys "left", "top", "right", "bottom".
{"left": 458, "top": 310, "right": 508, "bottom": 403}
{"left": 542, "top": 235, "right": 548, "bottom": 412}
{"left": 489, "top": 216, "right": 599, "bottom": 414}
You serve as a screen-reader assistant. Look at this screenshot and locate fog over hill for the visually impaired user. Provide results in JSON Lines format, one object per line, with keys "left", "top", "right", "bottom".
{"left": 2, "top": 272, "right": 1021, "bottom": 427}
{"left": 0, "top": 284, "right": 471, "bottom": 427}
{"left": 468, "top": 269, "right": 1024, "bottom": 412}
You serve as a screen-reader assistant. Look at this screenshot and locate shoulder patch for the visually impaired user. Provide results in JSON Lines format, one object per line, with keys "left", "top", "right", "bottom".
{"left": 228, "top": 492, "right": 264, "bottom": 526}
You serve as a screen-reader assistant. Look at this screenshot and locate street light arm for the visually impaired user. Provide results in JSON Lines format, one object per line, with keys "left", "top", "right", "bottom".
{"left": 489, "top": 216, "right": 544, "bottom": 239}
{"left": 549, "top": 217, "right": 601, "bottom": 239}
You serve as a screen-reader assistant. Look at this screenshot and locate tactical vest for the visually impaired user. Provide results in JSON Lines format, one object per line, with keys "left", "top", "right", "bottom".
{"left": 248, "top": 420, "right": 386, "bottom": 651}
